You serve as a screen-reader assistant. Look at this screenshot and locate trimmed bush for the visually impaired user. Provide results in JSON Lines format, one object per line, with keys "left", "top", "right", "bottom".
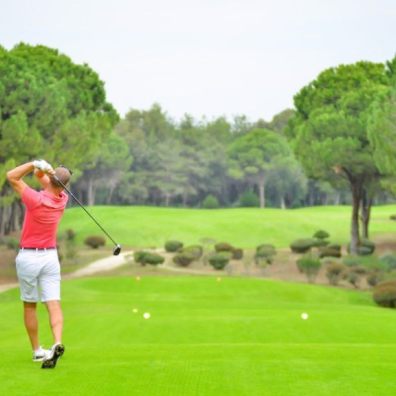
{"left": 290, "top": 239, "right": 316, "bottom": 254}
{"left": 319, "top": 246, "right": 342, "bottom": 258}
{"left": 173, "top": 252, "right": 196, "bottom": 267}
{"left": 215, "top": 242, "right": 234, "bottom": 253}
{"left": 134, "top": 251, "right": 164, "bottom": 266}
{"left": 255, "top": 244, "right": 277, "bottom": 265}
{"left": 232, "top": 248, "right": 244, "bottom": 260}
{"left": 296, "top": 253, "right": 322, "bottom": 282}
{"left": 367, "top": 271, "right": 384, "bottom": 287}
{"left": 313, "top": 230, "right": 330, "bottom": 240}
{"left": 373, "top": 280, "right": 396, "bottom": 308}
{"left": 84, "top": 235, "right": 106, "bottom": 249}
{"left": 239, "top": 190, "right": 259, "bottom": 207}
{"left": 209, "top": 252, "right": 231, "bottom": 270}
{"left": 165, "top": 240, "right": 183, "bottom": 252}
{"left": 325, "top": 262, "right": 346, "bottom": 286}
{"left": 202, "top": 195, "right": 219, "bottom": 209}
{"left": 379, "top": 254, "right": 396, "bottom": 272}
{"left": 181, "top": 245, "right": 203, "bottom": 259}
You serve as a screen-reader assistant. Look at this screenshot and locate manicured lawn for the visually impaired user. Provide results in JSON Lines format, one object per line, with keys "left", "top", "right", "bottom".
{"left": 0, "top": 276, "right": 395, "bottom": 395}
{"left": 59, "top": 205, "right": 396, "bottom": 248}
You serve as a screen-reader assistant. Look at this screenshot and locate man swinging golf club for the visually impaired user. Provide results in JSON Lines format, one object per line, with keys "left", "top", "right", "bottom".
{"left": 7, "top": 160, "right": 72, "bottom": 369}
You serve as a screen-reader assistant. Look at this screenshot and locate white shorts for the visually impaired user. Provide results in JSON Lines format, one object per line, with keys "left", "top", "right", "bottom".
{"left": 16, "top": 249, "right": 61, "bottom": 303}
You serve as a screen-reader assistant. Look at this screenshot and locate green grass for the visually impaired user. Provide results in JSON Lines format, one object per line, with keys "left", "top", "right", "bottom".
{"left": 0, "top": 276, "right": 395, "bottom": 395}
{"left": 59, "top": 205, "right": 396, "bottom": 248}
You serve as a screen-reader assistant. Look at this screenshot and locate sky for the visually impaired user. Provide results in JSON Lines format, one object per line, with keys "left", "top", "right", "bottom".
{"left": 1, "top": 0, "right": 396, "bottom": 122}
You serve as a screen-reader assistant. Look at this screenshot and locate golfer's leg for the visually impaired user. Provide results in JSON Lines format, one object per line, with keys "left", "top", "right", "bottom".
{"left": 45, "top": 300, "right": 63, "bottom": 344}
{"left": 23, "top": 302, "right": 40, "bottom": 350}
{"left": 40, "top": 250, "right": 63, "bottom": 344}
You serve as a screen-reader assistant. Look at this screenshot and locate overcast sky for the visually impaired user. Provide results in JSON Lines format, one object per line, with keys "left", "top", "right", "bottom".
{"left": 1, "top": 0, "right": 396, "bottom": 122}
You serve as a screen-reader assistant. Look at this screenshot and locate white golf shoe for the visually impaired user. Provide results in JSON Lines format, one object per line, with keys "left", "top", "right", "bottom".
{"left": 32, "top": 347, "right": 50, "bottom": 362}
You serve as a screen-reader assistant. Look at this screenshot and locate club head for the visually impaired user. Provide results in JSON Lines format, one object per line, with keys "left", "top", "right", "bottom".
{"left": 113, "top": 244, "right": 122, "bottom": 256}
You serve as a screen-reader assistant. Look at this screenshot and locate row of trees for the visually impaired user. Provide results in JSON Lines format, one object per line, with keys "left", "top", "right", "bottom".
{"left": 1, "top": 43, "right": 396, "bottom": 254}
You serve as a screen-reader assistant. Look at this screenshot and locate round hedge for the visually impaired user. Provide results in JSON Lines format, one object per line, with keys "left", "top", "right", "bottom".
{"left": 214, "top": 242, "right": 234, "bottom": 253}
{"left": 173, "top": 252, "right": 196, "bottom": 267}
{"left": 296, "top": 253, "right": 322, "bottom": 282}
{"left": 181, "top": 245, "right": 203, "bottom": 259}
{"left": 373, "top": 280, "right": 396, "bottom": 308}
{"left": 165, "top": 240, "right": 183, "bottom": 252}
{"left": 325, "top": 262, "right": 346, "bottom": 286}
{"left": 134, "top": 251, "right": 165, "bottom": 266}
{"left": 313, "top": 230, "right": 330, "bottom": 240}
{"left": 209, "top": 252, "right": 231, "bottom": 270}
{"left": 290, "top": 239, "right": 316, "bottom": 254}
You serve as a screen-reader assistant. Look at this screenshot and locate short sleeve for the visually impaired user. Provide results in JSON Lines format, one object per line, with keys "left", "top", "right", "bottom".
{"left": 22, "top": 187, "right": 42, "bottom": 210}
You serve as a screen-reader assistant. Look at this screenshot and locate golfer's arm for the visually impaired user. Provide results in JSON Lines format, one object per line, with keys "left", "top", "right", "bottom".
{"left": 6, "top": 162, "right": 34, "bottom": 196}
{"left": 34, "top": 169, "right": 51, "bottom": 189}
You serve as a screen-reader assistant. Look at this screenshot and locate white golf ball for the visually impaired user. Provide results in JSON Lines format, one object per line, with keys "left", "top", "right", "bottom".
{"left": 143, "top": 312, "right": 151, "bottom": 319}
{"left": 301, "top": 312, "right": 309, "bottom": 320}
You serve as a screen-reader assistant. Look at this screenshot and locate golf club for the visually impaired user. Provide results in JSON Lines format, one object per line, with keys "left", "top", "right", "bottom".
{"left": 53, "top": 175, "right": 122, "bottom": 256}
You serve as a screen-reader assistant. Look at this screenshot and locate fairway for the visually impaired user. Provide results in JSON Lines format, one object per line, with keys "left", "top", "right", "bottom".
{"left": 1, "top": 276, "right": 395, "bottom": 395}
{"left": 59, "top": 205, "right": 396, "bottom": 248}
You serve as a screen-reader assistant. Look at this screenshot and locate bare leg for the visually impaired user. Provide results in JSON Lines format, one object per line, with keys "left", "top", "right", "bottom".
{"left": 45, "top": 300, "right": 63, "bottom": 344}
{"left": 23, "top": 302, "right": 39, "bottom": 350}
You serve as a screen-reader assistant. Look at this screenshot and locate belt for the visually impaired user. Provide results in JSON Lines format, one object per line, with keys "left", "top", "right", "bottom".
{"left": 20, "top": 247, "right": 57, "bottom": 251}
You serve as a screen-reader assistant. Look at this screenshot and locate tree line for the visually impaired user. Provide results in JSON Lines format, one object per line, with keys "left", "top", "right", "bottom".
{"left": 1, "top": 43, "right": 396, "bottom": 253}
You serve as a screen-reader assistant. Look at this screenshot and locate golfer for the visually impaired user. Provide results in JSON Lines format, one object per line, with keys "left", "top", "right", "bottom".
{"left": 6, "top": 160, "right": 71, "bottom": 369}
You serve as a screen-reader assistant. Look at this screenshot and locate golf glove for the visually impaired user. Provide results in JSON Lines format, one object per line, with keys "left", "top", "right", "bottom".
{"left": 33, "top": 159, "right": 53, "bottom": 173}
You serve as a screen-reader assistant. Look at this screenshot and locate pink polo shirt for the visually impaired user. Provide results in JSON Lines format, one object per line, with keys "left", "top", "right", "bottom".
{"left": 20, "top": 186, "right": 69, "bottom": 248}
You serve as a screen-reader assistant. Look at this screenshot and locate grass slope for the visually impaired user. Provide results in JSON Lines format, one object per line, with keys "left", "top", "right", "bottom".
{"left": 59, "top": 205, "right": 396, "bottom": 248}
{"left": 0, "top": 276, "right": 395, "bottom": 395}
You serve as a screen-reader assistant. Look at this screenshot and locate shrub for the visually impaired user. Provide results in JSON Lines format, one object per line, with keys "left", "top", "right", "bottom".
{"left": 379, "top": 254, "right": 396, "bottom": 272}
{"left": 312, "top": 239, "right": 329, "bottom": 247}
{"left": 165, "top": 240, "right": 183, "bottom": 252}
{"left": 215, "top": 242, "right": 234, "bottom": 253}
{"left": 239, "top": 190, "right": 259, "bottom": 207}
{"left": 65, "top": 229, "right": 76, "bottom": 241}
{"left": 84, "top": 235, "right": 106, "bottom": 249}
{"left": 181, "top": 245, "right": 203, "bottom": 259}
{"left": 173, "top": 252, "right": 196, "bottom": 267}
{"left": 325, "top": 262, "right": 346, "bottom": 286}
{"left": 134, "top": 251, "right": 164, "bottom": 266}
{"left": 202, "top": 194, "right": 219, "bottom": 209}
{"left": 373, "top": 280, "right": 396, "bottom": 308}
{"left": 209, "top": 252, "right": 231, "bottom": 270}
{"left": 4, "top": 237, "right": 19, "bottom": 251}
{"left": 255, "top": 244, "right": 276, "bottom": 265}
{"left": 290, "top": 239, "right": 316, "bottom": 254}
{"left": 367, "top": 271, "right": 384, "bottom": 287}
{"left": 313, "top": 230, "right": 330, "bottom": 240}
{"left": 343, "top": 267, "right": 365, "bottom": 288}
{"left": 319, "top": 246, "right": 342, "bottom": 258}
{"left": 232, "top": 248, "right": 244, "bottom": 260}
{"left": 296, "top": 254, "right": 322, "bottom": 283}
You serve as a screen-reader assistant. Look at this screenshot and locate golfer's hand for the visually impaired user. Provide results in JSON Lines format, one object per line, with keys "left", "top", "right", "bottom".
{"left": 33, "top": 159, "right": 54, "bottom": 174}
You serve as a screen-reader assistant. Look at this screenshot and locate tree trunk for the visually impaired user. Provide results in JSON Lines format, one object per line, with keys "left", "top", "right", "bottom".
{"left": 350, "top": 182, "right": 362, "bottom": 255}
{"left": 280, "top": 196, "right": 286, "bottom": 209}
{"left": 257, "top": 177, "right": 266, "bottom": 208}
{"left": 87, "top": 178, "right": 95, "bottom": 206}
{"left": 360, "top": 189, "right": 372, "bottom": 240}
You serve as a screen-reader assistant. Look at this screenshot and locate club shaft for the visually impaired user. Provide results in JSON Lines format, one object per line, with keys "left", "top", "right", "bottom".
{"left": 54, "top": 176, "right": 118, "bottom": 246}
